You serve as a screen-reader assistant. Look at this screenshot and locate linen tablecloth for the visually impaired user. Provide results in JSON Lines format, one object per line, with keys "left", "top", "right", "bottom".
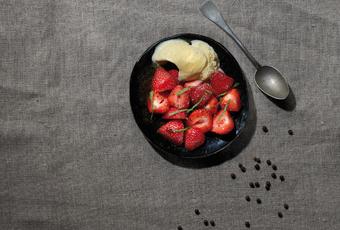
{"left": 0, "top": 0, "right": 339, "bottom": 229}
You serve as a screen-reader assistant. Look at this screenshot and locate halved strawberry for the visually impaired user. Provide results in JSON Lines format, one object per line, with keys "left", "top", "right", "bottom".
{"left": 210, "top": 71, "right": 234, "bottom": 95}
{"left": 189, "top": 83, "right": 213, "bottom": 108}
{"left": 157, "top": 120, "right": 185, "bottom": 145}
{"left": 211, "top": 110, "right": 234, "bottom": 135}
{"left": 162, "top": 107, "right": 187, "bottom": 120}
{"left": 204, "top": 97, "right": 219, "bottom": 115}
{"left": 152, "top": 67, "right": 177, "bottom": 92}
{"left": 184, "top": 80, "right": 202, "bottom": 89}
{"left": 168, "top": 85, "right": 190, "bottom": 109}
{"left": 184, "top": 128, "right": 205, "bottom": 151}
{"left": 220, "top": 88, "right": 241, "bottom": 112}
{"left": 147, "top": 91, "right": 169, "bottom": 114}
{"left": 168, "top": 69, "right": 179, "bottom": 79}
{"left": 187, "top": 109, "right": 213, "bottom": 133}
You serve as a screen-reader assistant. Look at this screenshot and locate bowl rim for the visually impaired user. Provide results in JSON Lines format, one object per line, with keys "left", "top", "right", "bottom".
{"left": 129, "top": 33, "right": 250, "bottom": 159}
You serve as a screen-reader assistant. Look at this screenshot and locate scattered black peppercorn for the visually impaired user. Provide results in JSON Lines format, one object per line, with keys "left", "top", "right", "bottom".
{"left": 266, "top": 160, "right": 272, "bottom": 166}
{"left": 262, "top": 126, "right": 268, "bottom": 133}
{"left": 177, "top": 226, "right": 183, "bottom": 230}
{"left": 253, "top": 157, "right": 261, "bottom": 163}
{"left": 256, "top": 198, "right": 262, "bottom": 204}
{"left": 245, "top": 221, "right": 250, "bottom": 228}
{"left": 195, "top": 209, "right": 200, "bottom": 215}
{"left": 265, "top": 185, "right": 270, "bottom": 191}
{"left": 272, "top": 165, "right": 278, "bottom": 171}
{"left": 238, "top": 163, "right": 243, "bottom": 168}
{"left": 278, "top": 212, "right": 283, "bottom": 218}
{"left": 203, "top": 220, "right": 209, "bottom": 226}
{"left": 245, "top": 195, "right": 251, "bottom": 202}
{"left": 210, "top": 220, "right": 215, "bottom": 227}
{"left": 231, "top": 173, "right": 236, "bottom": 180}
{"left": 284, "top": 203, "right": 289, "bottom": 210}
{"left": 255, "top": 182, "right": 260, "bottom": 188}
{"left": 279, "top": 175, "right": 285, "bottom": 182}
{"left": 288, "top": 129, "right": 294, "bottom": 135}
{"left": 271, "top": 173, "right": 277, "bottom": 179}
{"left": 255, "top": 164, "right": 260, "bottom": 171}
{"left": 249, "top": 182, "right": 255, "bottom": 188}
{"left": 241, "top": 167, "right": 246, "bottom": 173}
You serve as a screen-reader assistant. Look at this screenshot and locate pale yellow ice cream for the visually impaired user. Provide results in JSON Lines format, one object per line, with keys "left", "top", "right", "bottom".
{"left": 151, "top": 39, "right": 219, "bottom": 81}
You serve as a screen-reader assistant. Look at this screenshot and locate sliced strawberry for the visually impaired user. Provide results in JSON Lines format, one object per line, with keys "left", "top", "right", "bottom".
{"left": 152, "top": 67, "right": 177, "bottom": 92}
{"left": 168, "top": 85, "right": 190, "bottom": 109}
{"left": 168, "top": 69, "right": 179, "bottom": 79}
{"left": 184, "top": 80, "right": 203, "bottom": 89}
{"left": 187, "top": 109, "right": 213, "bottom": 133}
{"left": 157, "top": 120, "right": 184, "bottom": 145}
{"left": 220, "top": 88, "right": 241, "bottom": 112}
{"left": 204, "top": 96, "right": 219, "bottom": 115}
{"left": 210, "top": 71, "right": 234, "bottom": 95}
{"left": 184, "top": 128, "right": 205, "bottom": 151}
{"left": 189, "top": 83, "right": 213, "bottom": 108}
{"left": 162, "top": 107, "right": 187, "bottom": 120}
{"left": 211, "top": 110, "right": 235, "bottom": 135}
{"left": 147, "top": 91, "right": 169, "bottom": 114}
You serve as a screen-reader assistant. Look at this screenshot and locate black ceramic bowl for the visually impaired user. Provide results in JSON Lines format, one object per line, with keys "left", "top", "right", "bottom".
{"left": 130, "top": 33, "right": 250, "bottom": 159}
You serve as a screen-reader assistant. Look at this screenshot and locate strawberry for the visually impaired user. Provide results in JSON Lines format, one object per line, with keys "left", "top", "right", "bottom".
{"left": 152, "top": 67, "right": 177, "bottom": 92}
{"left": 147, "top": 91, "right": 169, "bottom": 114}
{"left": 204, "top": 96, "right": 219, "bottom": 115}
{"left": 184, "top": 128, "right": 205, "bottom": 151}
{"left": 168, "top": 85, "right": 190, "bottom": 109}
{"left": 211, "top": 109, "right": 234, "bottom": 135}
{"left": 220, "top": 88, "right": 241, "bottom": 112}
{"left": 187, "top": 109, "right": 213, "bottom": 133}
{"left": 157, "top": 120, "right": 185, "bottom": 145}
{"left": 189, "top": 83, "right": 213, "bottom": 108}
{"left": 162, "top": 107, "right": 187, "bottom": 120}
{"left": 210, "top": 71, "right": 234, "bottom": 95}
{"left": 168, "top": 69, "right": 179, "bottom": 79}
{"left": 184, "top": 80, "right": 203, "bottom": 89}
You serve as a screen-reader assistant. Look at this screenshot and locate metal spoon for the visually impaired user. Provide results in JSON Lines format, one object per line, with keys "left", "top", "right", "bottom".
{"left": 199, "top": 0, "right": 289, "bottom": 100}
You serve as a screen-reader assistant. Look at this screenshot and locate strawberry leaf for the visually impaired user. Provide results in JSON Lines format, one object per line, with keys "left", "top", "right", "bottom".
{"left": 176, "top": 87, "right": 191, "bottom": 96}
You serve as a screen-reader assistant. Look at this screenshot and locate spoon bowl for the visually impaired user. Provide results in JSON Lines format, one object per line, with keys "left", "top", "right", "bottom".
{"left": 255, "top": 66, "right": 289, "bottom": 100}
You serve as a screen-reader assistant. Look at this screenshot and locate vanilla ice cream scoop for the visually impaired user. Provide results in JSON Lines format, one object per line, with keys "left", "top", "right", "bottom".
{"left": 151, "top": 39, "right": 219, "bottom": 81}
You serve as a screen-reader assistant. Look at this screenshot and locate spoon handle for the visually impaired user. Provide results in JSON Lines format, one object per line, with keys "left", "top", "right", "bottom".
{"left": 200, "top": 0, "right": 261, "bottom": 70}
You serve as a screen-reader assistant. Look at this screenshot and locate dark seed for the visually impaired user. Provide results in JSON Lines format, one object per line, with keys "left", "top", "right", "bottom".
{"left": 195, "top": 209, "right": 200, "bottom": 215}
{"left": 177, "top": 226, "right": 183, "bottom": 230}
{"left": 278, "top": 212, "right": 283, "bottom": 218}
{"left": 255, "top": 182, "right": 260, "bottom": 188}
{"left": 271, "top": 173, "right": 277, "bottom": 179}
{"left": 255, "top": 164, "right": 260, "bottom": 171}
{"left": 262, "top": 126, "right": 268, "bottom": 133}
{"left": 280, "top": 175, "right": 285, "bottom": 182}
{"left": 272, "top": 165, "right": 278, "bottom": 171}
{"left": 265, "top": 185, "right": 270, "bottom": 191}
{"left": 231, "top": 173, "right": 236, "bottom": 180}
{"left": 254, "top": 157, "right": 261, "bottom": 163}
{"left": 238, "top": 163, "right": 243, "bottom": 169}
{"left": 210, "top": 220, "right": 215, "bottom": 227}
{"left": 266, "top": 181, "right": 271, "bottom": 187}
{"left": 245, "top": 221, "right": 250, "bottom": 228}
{"left": 266, "top": 160, "right": 272, "bottom": 166}
{"left": 249, "top": 182, "right": 255, "bottom": 188}
{"left": 241, "top": 167, "right": 246, "bottom": 173}
{"left": 256, "top": 198, "right": 262, "bottom": 204}
{"left": 288, "top": 129, "right": 294, "bottom": 135}
{"left": 284, "top": 203, "right": 289, "bottom": 210}
{"left": 203, "top": 220, "right": 209, "bottom": 226}
{"left": 245, "top": 195, "right": 251, "bottom": 202}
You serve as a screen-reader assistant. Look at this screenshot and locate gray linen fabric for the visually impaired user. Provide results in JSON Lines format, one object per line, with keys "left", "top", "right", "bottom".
{"left": 0, "top": 0, "right": 339, "bottom": 229}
